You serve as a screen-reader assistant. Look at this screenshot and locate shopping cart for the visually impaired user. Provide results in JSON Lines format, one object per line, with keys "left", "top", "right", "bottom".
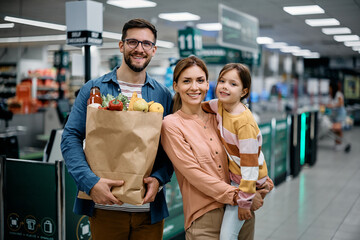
{"left": 318, "top": 110, "right": 351, "bottom": 153}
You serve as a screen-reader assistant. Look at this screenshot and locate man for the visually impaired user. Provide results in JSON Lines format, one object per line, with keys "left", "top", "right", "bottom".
{"left": 61, "top": 18, "right": 173, "bottom": 240}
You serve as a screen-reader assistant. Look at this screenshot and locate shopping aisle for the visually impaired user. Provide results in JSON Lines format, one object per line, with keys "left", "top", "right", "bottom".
{"left": 254, "top": 126, "right": 360, "bottom": 240}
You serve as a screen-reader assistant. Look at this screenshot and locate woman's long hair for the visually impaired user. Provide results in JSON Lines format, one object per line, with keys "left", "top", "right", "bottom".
{"left": 172, "top": 56, "right": 209, "bottom": 112}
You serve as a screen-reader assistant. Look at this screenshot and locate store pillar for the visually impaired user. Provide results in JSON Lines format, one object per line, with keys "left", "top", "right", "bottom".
{"left": 65, "top": 1, "right": 103, "bottom": 82}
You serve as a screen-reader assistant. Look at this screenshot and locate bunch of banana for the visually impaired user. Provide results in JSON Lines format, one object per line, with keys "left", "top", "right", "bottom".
{"left": 128, "top": 92, "right": 164, "bottom": 113}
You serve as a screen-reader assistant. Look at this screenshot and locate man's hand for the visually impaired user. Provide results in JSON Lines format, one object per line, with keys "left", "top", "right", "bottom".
{"left": 238, "top": 207, "right": 252, "bottom": 221}
{"left": 143, "top": 177, "right": 160, "bottom": 204}
{"left": 89, "top": 178, "right": 124, "bottom": 205}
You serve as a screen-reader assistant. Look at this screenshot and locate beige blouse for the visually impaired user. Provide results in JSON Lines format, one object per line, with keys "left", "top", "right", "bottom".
{"left": 161, "top": 110, "right": 237, "bottom": 230}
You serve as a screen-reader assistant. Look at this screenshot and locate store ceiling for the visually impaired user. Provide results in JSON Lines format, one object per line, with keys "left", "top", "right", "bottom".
{"left": 0, "top": 0, "right": 360, "bottom": 58}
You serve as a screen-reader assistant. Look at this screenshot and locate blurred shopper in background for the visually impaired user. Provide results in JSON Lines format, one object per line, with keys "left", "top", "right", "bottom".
{"left": 161, "top": 56, "right": 270, "bottom": 240}
{"left": 327, "top": 81, "right": 347, "bottom": 150}
{"left": 61, "top": 18, "right": 173, "bottom": 240}
{"left": 202, "top": 63, "right": 273, "bottom": 240}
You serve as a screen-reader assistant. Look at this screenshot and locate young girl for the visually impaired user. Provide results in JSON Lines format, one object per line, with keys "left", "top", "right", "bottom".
{"left": 202, "top": 63, "right": 271, "bottom": 240}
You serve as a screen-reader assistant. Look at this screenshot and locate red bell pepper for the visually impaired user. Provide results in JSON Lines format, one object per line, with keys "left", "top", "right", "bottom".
{"left": 108, "top": 99, "right": 123, "bottom": 111}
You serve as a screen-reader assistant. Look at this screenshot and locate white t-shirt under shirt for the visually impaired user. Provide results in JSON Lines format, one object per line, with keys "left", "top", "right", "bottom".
{"left": 94, "top": 80, "right": 150, "bottom": 212}
{"left": 117, "top": 80, "right": 143, "bottom": 108}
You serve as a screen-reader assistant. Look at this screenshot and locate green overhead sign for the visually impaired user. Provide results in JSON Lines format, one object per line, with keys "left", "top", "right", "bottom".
{"left": 178, "top": 27, "right": 203, "bottom": 58}
{"left": 218, "top": 4, "right": 259, "bottom": 54}
{"left": 200, "top": 45, "right": 260, "bottom": 66}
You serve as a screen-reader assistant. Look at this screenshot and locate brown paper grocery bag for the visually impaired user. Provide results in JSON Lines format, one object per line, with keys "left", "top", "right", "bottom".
{"left": 78, "top": 106, "right": 163, "bottom": 205}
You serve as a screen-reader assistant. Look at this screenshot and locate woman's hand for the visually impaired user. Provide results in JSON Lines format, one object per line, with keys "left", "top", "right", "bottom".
{"left": 238, "top": 207, "right": 252, "bottom": 220}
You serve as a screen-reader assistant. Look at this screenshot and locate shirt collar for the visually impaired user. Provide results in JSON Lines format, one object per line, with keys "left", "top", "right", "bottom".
{"left": 102, "top": 66, "right": 155, "bottom": 89}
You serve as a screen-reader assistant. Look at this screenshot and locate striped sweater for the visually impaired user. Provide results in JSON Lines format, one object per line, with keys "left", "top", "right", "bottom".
{"left": 203, "top": 99, "right": 268, "bottom": 209}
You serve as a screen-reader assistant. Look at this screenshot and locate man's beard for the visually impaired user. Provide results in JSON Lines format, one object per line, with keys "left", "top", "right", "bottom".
{"left": 124, "top": 50, "right": 151, "bottom": 73}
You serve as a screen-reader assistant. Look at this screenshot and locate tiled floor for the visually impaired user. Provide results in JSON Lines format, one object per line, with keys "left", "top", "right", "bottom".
{"left": 254, "top": 126, "right": 360, "bottom": 240}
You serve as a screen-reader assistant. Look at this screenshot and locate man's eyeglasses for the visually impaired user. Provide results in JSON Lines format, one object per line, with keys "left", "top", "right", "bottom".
{"left": 124, "top": 39, "right": 155, "bottom": 51}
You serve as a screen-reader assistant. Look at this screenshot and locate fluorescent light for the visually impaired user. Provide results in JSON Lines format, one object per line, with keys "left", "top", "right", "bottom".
{"left": 305, "top": 18, "right": 340, "bottom": 27}
{"left": 103, "top": 31, "right": 122, "bottom": 40}
{"left": 256, "top": 37, "right": 274, "bottom": 45}
{"left": 265, "top": 42, "right": 288, "bottom": 49}
{"left": 344, "top": 41, "right": 360, "bottom": 47}
{"left": 334, "top": 35, "right": 359, "bottom": 42}
{"left": 156, "top": 40, "right": 175, "bottom": 48}
{"left": 0, "top": 35, "right": 66, "bottom": 43}
{"left": 4, "top": 16, "right": 66, "bottom": 31}
{"left": 0, "top": 23, "right": 15, "bottom": 28}
{"left": 304, "top": 52, "right": 320, "bottom": 58}
{"left": 280, "top": 46, "right": 300, "bottom": 53}
{"left": 196, "top": 23, "right": 222, "bottom": 31}
{"left": 158, "top": 12, "right": 200, "bottom": 22}
{"left": 283, "top": 5, "right": 324, "bottom": 15}
{"left": 292, "top": 50, "right": 311, "bottom": 56}
{"left": 322, "top": 27, "right": 351, "bottom": 35}
{"left": 107, "top": 0, "right": 156, "bottom": 9}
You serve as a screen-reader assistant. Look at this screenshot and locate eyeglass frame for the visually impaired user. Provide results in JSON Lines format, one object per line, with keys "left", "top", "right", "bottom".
{"left": 124, "top": 38, "right": 156, "bottom": 51}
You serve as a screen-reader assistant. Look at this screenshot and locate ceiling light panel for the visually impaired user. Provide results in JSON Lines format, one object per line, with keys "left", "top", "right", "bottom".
{"left": 0, "top": 23, "right": 15, "bottom": 28}
{"left": 304, "top": 53, "right": 320, "bottom": 58}
{"left": 321, "top": 27, "right": 351, "bottom": 35}
{"left": 304, "top": 52, "right": 320, "bottom": 58}
{"left": 283, "top": 5, "right": 324, "bottom": 15}
{"left": 256, "top": 37, "right": 274, "bottom": 45}
{"left": 158, "top": 12, "right": 200, "bottom": 22}
{"left": 344, "top": 41, "right": 360, "bottom": 47}
{"left": 334, "top": 35, "right": 359, "bottom": 42}
{"left": 280, "top": 46, "right": 300, "bottom": 53}
{"left": 4, "top": 16, "right": 66, "bottom": 31}
{"left": 0, "top": 35, "right": 66, "bottom": 43}
{"left": 292, "top": 50, "right": 311, "bottom": 56}
{"left": 265, "top": 42, "right": 288, "bottom": 49}
{"left": 107, "top": 0, "right": 156, "bottom": 9}
{"left": 156, "top": 40, "right": 175, "bottom": 48}
{"left": 103, "top": 31, "right": 122, "bottom": 40}
{"left": 196, "top": 23, "right": 222, "bottom": 31}
{"left": 305, "top": 18, "right": 340, "bottom": 27}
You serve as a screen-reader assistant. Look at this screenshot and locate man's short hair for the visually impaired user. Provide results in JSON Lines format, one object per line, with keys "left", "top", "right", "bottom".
{"left": 122, "top": 18, "right": 157, "bottom": 43}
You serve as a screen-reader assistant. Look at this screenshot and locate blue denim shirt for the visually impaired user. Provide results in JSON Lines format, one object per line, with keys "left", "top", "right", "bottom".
{"left": 61, "top": 66, "right": 174, "bottom": 223}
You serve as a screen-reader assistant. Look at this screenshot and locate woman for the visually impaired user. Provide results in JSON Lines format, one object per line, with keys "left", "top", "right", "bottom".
{"left": 161, "top": 56, "right": 270, "bottom": 239}
{"left": 327, "top": 81, "right": 347, "bottom": 150}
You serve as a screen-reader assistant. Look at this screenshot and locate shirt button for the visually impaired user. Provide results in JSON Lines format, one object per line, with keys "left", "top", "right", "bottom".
{"left": 219, "top": 165, "right": 221, "bottom": 168}
{"left": 204, "top": 126, "right": 207, "bottom": 129}
{"left": 215, "top": 151, "right": 218, "bottom": 154}
{"left": 118, "top": 88, "right": 120, "bottom": 91}
{"left": 210, "top": 138, "right": 213, "bottom": 141}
